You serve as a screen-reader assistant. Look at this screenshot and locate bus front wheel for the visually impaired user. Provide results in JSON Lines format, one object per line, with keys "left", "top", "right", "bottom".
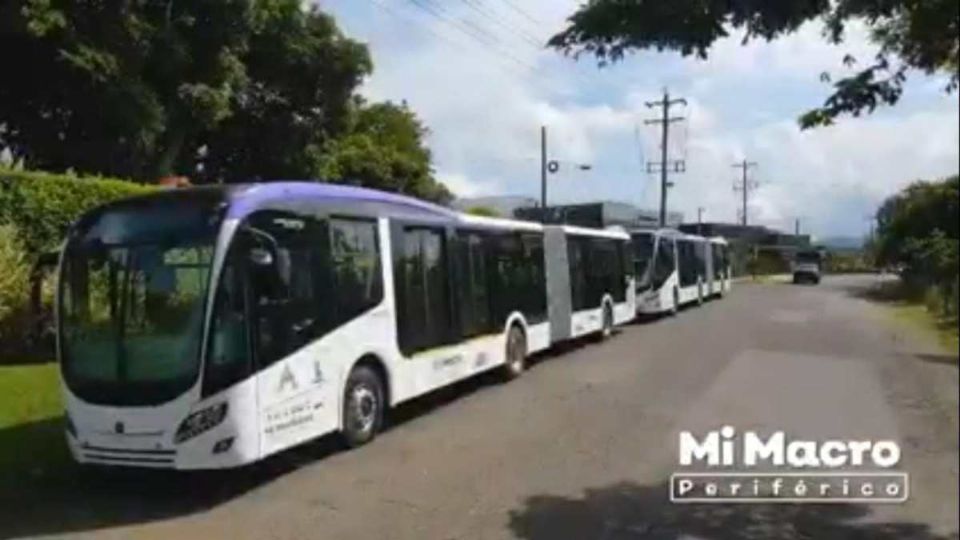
{"left": 501, "top": 325, "right": 527, "bottom": 381}
{"left": 341, "top": 365, "right": 385, "bottom": 448}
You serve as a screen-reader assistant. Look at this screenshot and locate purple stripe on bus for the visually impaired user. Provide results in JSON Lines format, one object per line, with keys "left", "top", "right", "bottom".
{"left": 225, "top": 181, "right": 456, "bottom": 220}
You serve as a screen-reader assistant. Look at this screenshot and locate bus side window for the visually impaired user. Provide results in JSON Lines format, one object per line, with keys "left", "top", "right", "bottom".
{"left": 567, "top": 237, "right": 588, "bottom": 311}
{"left": 246, "top": 211, "right": 326, "bottom": 368}
{"left": 520, "top": 233, "right": 547, "bottom": 323}
{"left": 456, "top": 231, "right": 492, "bottom": 338}
{"left": 329, "top": 218, "right": 383, "bottom": 324}
{"left": 396, "top": 227, "right": 451, "bottom": 355}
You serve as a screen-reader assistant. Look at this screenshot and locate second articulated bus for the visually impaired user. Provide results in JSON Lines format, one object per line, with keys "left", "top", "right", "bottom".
{"left": 632, "top": 229, "right": 731, "bottom": 315}
{"left": 55, "top": 182, "right": 634, "bottom": 469}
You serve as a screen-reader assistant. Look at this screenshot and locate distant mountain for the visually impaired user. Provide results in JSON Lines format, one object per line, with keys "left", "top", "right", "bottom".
{"left": 818, "top": 236, "right": 865, "bottom": 251}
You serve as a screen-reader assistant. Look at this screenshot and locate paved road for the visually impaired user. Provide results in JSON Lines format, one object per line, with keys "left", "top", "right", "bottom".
{"left": 6, "top": 275, "right": 959, "bottom": 539}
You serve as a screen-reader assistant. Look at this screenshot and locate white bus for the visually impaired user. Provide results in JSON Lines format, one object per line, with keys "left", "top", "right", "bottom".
{"left": 55, "top": 182, "right": 634, "bottom": 469}
{"left": 633, "top": 229, "right": 731, "bottom": 314}
{"left": 633, "top": 228, "right": 681, "bottom": 315}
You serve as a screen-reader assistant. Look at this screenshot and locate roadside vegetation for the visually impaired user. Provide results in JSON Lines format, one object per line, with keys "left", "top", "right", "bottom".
{"left": 862, "top": 174, "right": 959, "bottom": 353}
{"left": 1, "top": 1, "right": 450, "bottom": 202}
{"left": 872, "top": 175, "right": 959, "bottom": 323}
{"left": 0, "top": 169, "right": 153, "bottom": 361}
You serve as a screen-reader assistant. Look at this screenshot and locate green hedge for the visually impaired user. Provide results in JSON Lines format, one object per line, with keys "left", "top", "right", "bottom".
{"left": 0, "top": 168, "right": 154, "bottom": 255}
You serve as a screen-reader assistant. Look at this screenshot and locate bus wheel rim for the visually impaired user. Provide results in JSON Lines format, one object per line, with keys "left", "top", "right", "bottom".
{"left": 508, "top": 332, "right": 524, "bottom": 370}
{"left": 350, "top": 386, "right": 377, "bottom": 432}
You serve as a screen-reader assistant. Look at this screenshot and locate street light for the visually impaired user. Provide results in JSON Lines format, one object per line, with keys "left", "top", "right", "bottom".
{"left": 539, "top": 125, "right": 592, "bottom": 214}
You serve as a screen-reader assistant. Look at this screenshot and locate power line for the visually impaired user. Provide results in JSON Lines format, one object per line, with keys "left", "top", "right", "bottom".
{"left": 494, "top": 0, "right": 542, "bottom": 29}
{"left": 405, "top": 0, "right": 539, "bottom": 72}
{"left": 732, "top": 160, "right": 759, "bottom": 226}
{"left": 410, "top": 0, "right": 497, "bottom": 46}
{"left": 459, "top": 0, "right": 545, "bottom": 47}
{"left": 366, "top": 0, "right": 534, "bottom": 77}
{"left": 644, "top": 88, "right": 687, "bottom": 227}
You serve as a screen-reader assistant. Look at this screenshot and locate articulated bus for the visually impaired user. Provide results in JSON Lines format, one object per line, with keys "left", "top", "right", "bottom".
{"left": 55, "top": 182, "right": 634, "bottom": 469}
{"left": 632, "top": 229, "right": 731, "bottom": 315}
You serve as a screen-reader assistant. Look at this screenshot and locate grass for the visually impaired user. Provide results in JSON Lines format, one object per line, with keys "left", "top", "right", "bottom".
{"left": 889, "top": 302, "right": 960, "bottom": 354}
{"left": 0, "top": 362, "right": 62, "bottom": 428}
{"left": 865, "top": 280, "right": 960, "bottom": 356}
{"left": 0, "top": 362, "right": 73, "bottom": 490}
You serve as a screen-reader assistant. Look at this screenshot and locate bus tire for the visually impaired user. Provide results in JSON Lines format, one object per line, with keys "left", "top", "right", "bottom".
{"left": 501, "top": 325, "right": 526, "bottom": 381}
{"left": 340, "top": 365, "right": 385, "bottom": 448}
{"left": 600, "top": 303, "right": 614, "bottom": 339}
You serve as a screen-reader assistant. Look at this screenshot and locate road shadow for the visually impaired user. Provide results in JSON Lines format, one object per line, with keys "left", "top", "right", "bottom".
{"left": 0, "top": 414, "right": 314, "bottom": 539}
{"left": 0, "top": 336, "right": 602, "bottom": 538}
{"left": 508, "top": 481, "right": 958, "bottom": 540}
{"left": 913, "top": 353, "right": 959, "bottom": 368}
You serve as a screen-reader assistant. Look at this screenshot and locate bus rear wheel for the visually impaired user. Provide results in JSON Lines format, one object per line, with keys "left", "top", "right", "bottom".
{"left": 600, "top": 303, "right": 614, "bottom": 339}
{"left": 501, "top": 325, "right": 526, "bottom": 381}
{"left": 340, "top": 365, "right": 385, "bottom": 448}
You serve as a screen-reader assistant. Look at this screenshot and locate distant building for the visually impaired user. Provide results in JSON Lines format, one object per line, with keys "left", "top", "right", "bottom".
{"left": 514, "top": 201, "right": 683, "bottom": 228}
{"left": 679, "top": 222, "right": 813, "bottom": 275}
{"left": 678, "top": 222, "right": 811, "bottom": 249}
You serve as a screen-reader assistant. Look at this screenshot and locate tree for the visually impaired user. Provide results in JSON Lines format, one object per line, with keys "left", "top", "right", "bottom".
{"left": 0, "top": 1, "right": 453, "bottom": 203}
{"left": 193, "top": 2, "right": 372, "bottom": 183}
{"left": 465, "top": 206, "right": 500, "bottom": 217}
{"left": 548, "top": 0, "right": 959, "bottom": 128}
{"left": 0, "top": 0, "right": 254, "bottom": 179}
{"left": 316, "top": 101, "right": 453, "bottom": 204}
{"left": 874, "top": 175, "right": 959, "bottom": 310}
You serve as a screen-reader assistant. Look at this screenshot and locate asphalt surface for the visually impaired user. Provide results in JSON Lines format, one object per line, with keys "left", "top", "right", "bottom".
{"left": 6, "top": 274, "right": 959, "bottom": 539}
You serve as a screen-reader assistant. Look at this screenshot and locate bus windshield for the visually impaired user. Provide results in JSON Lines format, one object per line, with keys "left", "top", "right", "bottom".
{"left": 59, "top": 196, "right": 224, "bottom": 406}
{"left": 632, "top": 233, "right": 655, "bottom": 287}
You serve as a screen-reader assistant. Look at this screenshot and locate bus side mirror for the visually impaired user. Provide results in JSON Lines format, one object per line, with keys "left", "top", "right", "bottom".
{"left": 249, "top": 247, "right": 274, "bottom": 267}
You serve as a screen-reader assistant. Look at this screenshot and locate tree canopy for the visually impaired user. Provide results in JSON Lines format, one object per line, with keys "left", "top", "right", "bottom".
{"left": 874, "top": 174, "right": 959, "bottom": 291}
{"left": 548, "top": 0, "right": 959, "bottom": 128}
{"left": 0, "top": 0, "right": 451, "bottom": 203}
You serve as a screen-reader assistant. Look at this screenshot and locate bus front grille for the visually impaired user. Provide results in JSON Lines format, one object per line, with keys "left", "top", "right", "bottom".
{"left": 81, "top": 445, "right": 176, "bottom": 467}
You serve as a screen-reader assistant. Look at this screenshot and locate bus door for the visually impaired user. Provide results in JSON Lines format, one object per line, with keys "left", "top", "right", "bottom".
{"left": 242, "top": 211, "right": 333, "bottom": 456}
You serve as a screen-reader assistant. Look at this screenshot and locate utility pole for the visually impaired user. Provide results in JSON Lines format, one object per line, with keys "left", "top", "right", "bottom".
{"left": 732, "top": 159, "right": 758, "bottom": 226}
{"left": 795, "top": 218, "right": 800, "bottom": 236}
{"left": 645, "top": 89, "right": 687, "bottom": 227}
{"left": 540, "top": 125, "right": 547, "bottom": 218}
{"left": 697, "top": 207, "right": 705, "bottom": 236}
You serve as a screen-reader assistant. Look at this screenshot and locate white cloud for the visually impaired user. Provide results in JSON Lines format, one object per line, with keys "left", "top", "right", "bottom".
{"left": 323, "top": 0, "right": 959, "bottom": 237}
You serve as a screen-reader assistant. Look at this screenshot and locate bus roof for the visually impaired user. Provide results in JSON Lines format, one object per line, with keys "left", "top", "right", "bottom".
{"left": 553, "top": 224, "right": 630, "bottom": 240}
{"left": 226, "top": 181, "right": 457, "bottom": 221}
{"left": 81, "top": 181, "right": 635, "bottom": 239}
{"left": 677, "top": 232, "right": 708, "bottom": 242}
{"left": 628, "top": 227, "right": 682, "bottom": 238}
{"left": 458, "top": 213, "right": 543, "bottom": 232}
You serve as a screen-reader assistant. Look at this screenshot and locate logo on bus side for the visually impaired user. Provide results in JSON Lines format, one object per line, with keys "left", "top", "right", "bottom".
{"left": 276, "top": 360, "right": 326, "bottom": 393}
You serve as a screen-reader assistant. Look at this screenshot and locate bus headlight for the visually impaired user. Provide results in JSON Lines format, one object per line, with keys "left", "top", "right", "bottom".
{"left": 175, "top": 403, "right": 228, "bottom": 444}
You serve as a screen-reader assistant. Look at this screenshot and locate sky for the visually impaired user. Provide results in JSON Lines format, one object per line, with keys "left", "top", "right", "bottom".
{"left": 317, "top": 0, "right": 959, "bottom": 239}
